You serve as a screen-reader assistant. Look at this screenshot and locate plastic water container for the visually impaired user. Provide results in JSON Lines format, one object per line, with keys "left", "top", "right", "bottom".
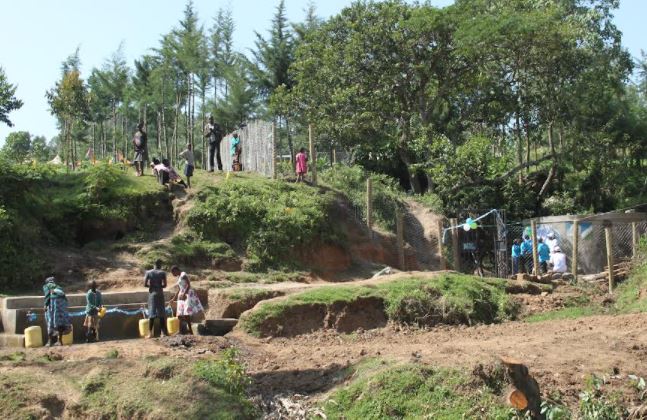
{"left": 167, "top": 317, "right": 180, "bottom": 336}
{"left": 61, "top": 325, "right": 73, "bottom": 345}
{"left": 98, "top": 307, "right": 106, "bottom": 319}
{"left": 139, "top": 319, "right": 150, "bottom": 337}
{"left": 24, "top": 326, "right": 43, "bottom": 348}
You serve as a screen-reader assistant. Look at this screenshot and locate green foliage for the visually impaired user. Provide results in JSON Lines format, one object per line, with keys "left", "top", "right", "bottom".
{"left": 322, "top": 360, "right": 510, "bottom": 419}
{"left": 579, "top": 375, "right": 624, "bottom": 420}
{"left": 187, "top": 176, "right": 339, "bottom": 271}
{"left": 239, "top": 274, "right": 516, "bottom": 336}
{"left": 615, "top": 239, "right": 647, "bottom": 313}
{"left": 1, "top": 131, "right": 31, "bottom": 163}
{"left": 194, "top": 348, "right": 251, "bottom": 397}
{"left": 0, "top": 66, "right": 23, "bottom": 127}
{"left": 137, "top": 231, "right": 236, "bottom": 270}
{"left": 0, "top": 163, "right": 166, "bottom": 290}
{"left": 319, "top": 165, "right": 405, "bottom": 231}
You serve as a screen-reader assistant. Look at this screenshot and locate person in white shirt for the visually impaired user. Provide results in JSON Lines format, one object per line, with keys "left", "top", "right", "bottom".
{"left": 179, "top": 143, "right": 195, "bottom": 188}
{"left": 546, "top": 232, "right": 559, "bottom": 255}
{"left": 549, "top": 246, "right": 567, "bottom": 273}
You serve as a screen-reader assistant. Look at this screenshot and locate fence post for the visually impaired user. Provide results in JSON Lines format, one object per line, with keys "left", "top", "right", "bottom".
{"left": 366, "top": 178, "right": 373, "bottom": 231}
{"left": 272, "top": 121, "right": 277, "bottom": 180}
{"left": 632, "top": 222, "right": 638, "bottom": 258}
{"left": 437, "top": 219, "right": 447, "bottom": 270}
{"left": 332, "top": 149, "right": 337, "bottom": 165}
{"left": 531, "top": 220, "right": 539, "bottom": 276}
{"left": 572, "top": 220, "right": 579, "bottom": 282}
{"left": 605, "top": 222, "right": 614, "bottom": 293}
{"left": 450, "top": 218, "right": 460, "bottom": 272}
{"left": 308, "top": 124, "right": 317, "bottom": 185}
{"left": 396, "top": 211, "right": 405, "bottom": 270}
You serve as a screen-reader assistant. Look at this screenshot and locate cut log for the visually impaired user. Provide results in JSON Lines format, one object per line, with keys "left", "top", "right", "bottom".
{"left": 500, "top": 357, "right": 543, "bottom": 419}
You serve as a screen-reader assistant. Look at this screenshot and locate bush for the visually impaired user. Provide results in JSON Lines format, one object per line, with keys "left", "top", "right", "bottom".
{"left": 186, "top": 177, "right": 339, "bottom": 270}
{"left": 194, "top": 348, "right": 251, "bottom": 396}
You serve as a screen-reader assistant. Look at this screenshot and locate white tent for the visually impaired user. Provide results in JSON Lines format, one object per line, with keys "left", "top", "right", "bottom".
{"left": 48, "top": 155, "right": 62, "bottom": 165}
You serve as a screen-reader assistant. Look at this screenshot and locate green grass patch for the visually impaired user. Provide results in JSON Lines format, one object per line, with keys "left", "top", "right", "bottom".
{"left": 322, "top": 359, "right": 510, "bottom": 419}
{"left": 221, "top": 271, "right": 307, "bottom": 284}
{"left": 239, "top": 273, "right": 517, "bottom": 336}
{"left": 186, "top": 176, "right": 343, "bottom": 271}
{"left": 137, "top": 231, "right": 236, "bottom": 269}
{"left": 615, "top": 242, "right": 647, "bottom": 313}
{"left": 524, "top": 306, "right": 605, "bottom": 323}
{"left": 0, "top": 162, "right": 168, "bottom": 290}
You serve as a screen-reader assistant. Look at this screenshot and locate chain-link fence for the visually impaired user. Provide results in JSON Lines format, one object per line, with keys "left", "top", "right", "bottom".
{"left": 504, "top": 217, "right": 647, "bottom": 276}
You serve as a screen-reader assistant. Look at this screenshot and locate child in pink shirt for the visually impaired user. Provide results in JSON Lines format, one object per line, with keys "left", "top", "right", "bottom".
{"left": 295, "top": 148, "right": 308, "bottom": 183}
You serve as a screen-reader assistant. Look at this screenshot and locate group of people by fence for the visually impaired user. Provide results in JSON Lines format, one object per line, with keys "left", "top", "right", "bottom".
{"left": 40, "top": 259, "right": 204, "bottom": 346}
{"left": 511, "top": 232, "right": 567, "bottom": 276}
{"left": 125, "top": 116, "right": 244, "bottom": 188}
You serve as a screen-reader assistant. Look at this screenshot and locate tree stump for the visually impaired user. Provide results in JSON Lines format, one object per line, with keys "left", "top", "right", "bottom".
{"left": 501, "top": 356, "right": 543, "bottom": 419}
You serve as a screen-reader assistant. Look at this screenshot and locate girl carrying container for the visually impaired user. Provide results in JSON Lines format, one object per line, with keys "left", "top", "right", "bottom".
{"left": 43, "top": 277, "right": 71, "bottom": 347}
{"left": 84, "top": 280, "right": 103, "bottom": 343}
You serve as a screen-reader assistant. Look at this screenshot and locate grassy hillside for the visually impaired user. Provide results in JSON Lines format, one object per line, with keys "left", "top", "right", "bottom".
{"left": 0, "top": 162, "right": 168, "bottom": 290}
{"left": 239, "top": 274, "right": 518, "bottom": 336}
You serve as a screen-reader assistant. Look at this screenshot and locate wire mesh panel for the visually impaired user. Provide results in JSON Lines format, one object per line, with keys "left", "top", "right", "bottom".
{"left": 220, "top": 120, "right": 274, "bottom": 177}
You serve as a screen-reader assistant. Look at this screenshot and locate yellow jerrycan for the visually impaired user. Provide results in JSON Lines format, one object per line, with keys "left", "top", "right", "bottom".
{"left": 98, "top": 307, "right": 107, "bottom": 319}
{"left": 139, "top": 318, "right": 150, "bottom": 338}
{"left": 61, "top": 325, "right": 73, "bottom": 345}
{"left": 166, "top": 306, "right": 180, "bottom": 336}
{"left": 24, "top": 326, "right": 43, "bottom": 348}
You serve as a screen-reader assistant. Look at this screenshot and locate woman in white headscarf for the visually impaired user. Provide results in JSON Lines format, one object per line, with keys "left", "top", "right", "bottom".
{"left": 169, "top": 266, "right": 203, "bottom": 334}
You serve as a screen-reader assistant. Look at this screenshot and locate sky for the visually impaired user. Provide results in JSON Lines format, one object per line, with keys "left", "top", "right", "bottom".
{"left": 0, "top": 0, "right": 644, "bottom": 144}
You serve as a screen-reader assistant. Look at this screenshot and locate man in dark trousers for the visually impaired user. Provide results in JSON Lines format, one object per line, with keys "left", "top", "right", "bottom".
{"left": 144, "top": 259, "right": 168, "bottom": 338}
{"left": 133, "top": 122, "right": 148, "bottom": 176}
{"left": 205, "top": 115, "right": 222, "bottom": 172}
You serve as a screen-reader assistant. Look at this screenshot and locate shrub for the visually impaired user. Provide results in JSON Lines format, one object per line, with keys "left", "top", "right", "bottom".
{"left": 187, "top": 177, "right": 339, "bottom": 270}
{"left": 194, "top": 348, "right": 251, "bottom": 396}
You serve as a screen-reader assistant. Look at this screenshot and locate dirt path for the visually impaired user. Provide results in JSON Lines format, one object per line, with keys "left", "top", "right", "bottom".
{"left": 231, "top": 313, "right": 647, "bottom": 402}
{"left": 403, "top": 199, "right": 442, "bottom": 270}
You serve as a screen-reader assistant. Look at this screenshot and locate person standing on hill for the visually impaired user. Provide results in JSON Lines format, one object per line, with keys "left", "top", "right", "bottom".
{"left": 179, "top": 143, "right": 195, "bottom": 188}
{"left": 537, "top": 238, "right": 550, "bottom": 274}
{"left": 144, "top": 260, "right": 168, "bottom": 338}
{"left": 133, "top": 122, "right": 148, "bottom": 177}
{"left": 84, "top": 280, "right": 103, "bottom": 343}
{"left": 295, "top": 147, "right": 308, "bottom": 183}
{"left": 43, "top": 277, "right": 71, "bottom": 347}
{"left": 205, "top": 116, "right": 223, "bottom": 172}
{"left": 169, "top": 266, "right": 203, "bottom": 335}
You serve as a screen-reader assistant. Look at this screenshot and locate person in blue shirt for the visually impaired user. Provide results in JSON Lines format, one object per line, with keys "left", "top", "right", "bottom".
{"left": 537, "top": 238, "right": 550, "bottom": 274}
{"left": 511, "top": 239, "right": 522, "bottom": 275}
{"left": 521, "top": 235, "right": 533, "bottom": 273}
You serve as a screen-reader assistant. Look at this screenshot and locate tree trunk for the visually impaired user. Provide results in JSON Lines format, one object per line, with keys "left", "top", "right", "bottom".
{"left": 524, "top": 120, "right": 531, "bottom": 174}
{"left": 112, "top": 105, "right": 117, "bottom": 162}
{"left": 397, "top": 118, "right": 421, "bottom": 194}
{"left": 92, "top": 123, "right": 96, "bottom": 164}
{"left": 515, "top": 111, "right": 523, "bottom": 184}
{"left": 173, "top": 93, "right": 180, "bottom": 166}
{"left": 285, "top": 116, "right": 294, "bottom": 164}
{"left": 201, "top": 88, "right": 206, "bottom": 169}
{"left": 539, "top": 122, "right": 556, "bottom": 197}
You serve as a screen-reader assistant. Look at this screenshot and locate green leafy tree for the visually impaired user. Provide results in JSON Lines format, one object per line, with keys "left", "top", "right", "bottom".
{"left": 1, "top": 131, "right": 31, "bottom": 163}
{"left": 0, "top": 67, "right": 23, "bottom": 127}
{"left": 46, "top": 55, "right": 90, "bottom": 169}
